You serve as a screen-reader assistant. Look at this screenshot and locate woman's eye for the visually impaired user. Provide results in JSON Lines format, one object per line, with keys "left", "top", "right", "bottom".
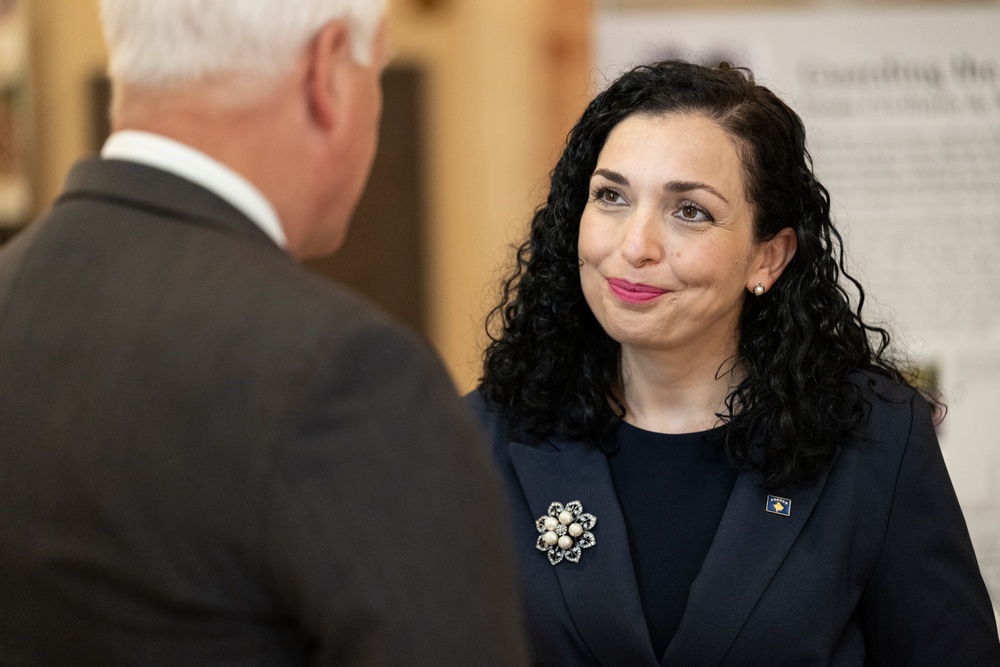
{"left": 592, "top": 187, "right": 623, "bottom": 205}
{"left": 676, "top": 203, "right": 713, "bottom": 223}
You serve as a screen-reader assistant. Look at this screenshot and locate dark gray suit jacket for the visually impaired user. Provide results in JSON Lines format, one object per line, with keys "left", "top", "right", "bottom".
{"left": 0, "top": 158, "right": 528, "bottom": 666}
{"left": 470, "top": 374, "right": 1000, "bottom": 666}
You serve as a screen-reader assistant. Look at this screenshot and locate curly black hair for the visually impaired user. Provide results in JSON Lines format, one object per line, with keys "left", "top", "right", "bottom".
{"left": 480, "top": 59, "right": 923, "bottom": 490}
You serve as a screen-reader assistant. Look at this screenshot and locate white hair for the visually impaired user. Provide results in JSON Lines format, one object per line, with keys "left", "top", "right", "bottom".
{"left": 100, "top": 0, "right": 386, "bottom": 89}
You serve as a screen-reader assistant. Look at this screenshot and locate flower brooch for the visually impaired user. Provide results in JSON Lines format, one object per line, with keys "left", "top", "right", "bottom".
{"left": 535, "top": 500, "right": 596, "bottom": 565}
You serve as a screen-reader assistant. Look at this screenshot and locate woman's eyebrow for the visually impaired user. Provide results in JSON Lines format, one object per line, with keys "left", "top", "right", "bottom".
{"left": 666, "top": 180, "right": 729, "bottom": 205}
{"left": 593, "top": 169, "right": 730, "bottom": 205}
{"left": 592, "top": 168, "right": 629, "bottom": 185}
{"left": 594, "top": 168, "right": 729, "bottom": 204}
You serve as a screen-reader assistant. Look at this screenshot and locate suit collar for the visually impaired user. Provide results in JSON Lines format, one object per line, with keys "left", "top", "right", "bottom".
{"left": 56, "top": 157, "right": 285, "bottom": 254}
{"left": 101, "top": 132, "right": 287, "bottom": 249}
{"left": 509, "top": 430, "right": 833, "bottom": 667}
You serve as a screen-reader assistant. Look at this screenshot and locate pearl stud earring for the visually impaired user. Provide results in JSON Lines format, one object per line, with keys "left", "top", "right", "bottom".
{"left": 753, "top": 282, "right": 765, "bottom": 296}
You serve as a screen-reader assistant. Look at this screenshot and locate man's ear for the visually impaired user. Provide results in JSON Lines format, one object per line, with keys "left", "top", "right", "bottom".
{"left": 304, "top": 20, "right": 353, "bottom": 131}
{"left": 747, "top": 226, "right": 798, "bottom": 293}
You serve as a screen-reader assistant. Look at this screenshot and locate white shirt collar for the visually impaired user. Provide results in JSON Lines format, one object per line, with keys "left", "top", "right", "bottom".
{"left": 101, "top": 130, "right": 288, "bottom": 249}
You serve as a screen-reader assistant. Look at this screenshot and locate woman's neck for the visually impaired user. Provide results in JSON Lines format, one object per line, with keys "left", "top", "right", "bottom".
{"left": 619, "top": 342, "right": 742, "bottom": 435}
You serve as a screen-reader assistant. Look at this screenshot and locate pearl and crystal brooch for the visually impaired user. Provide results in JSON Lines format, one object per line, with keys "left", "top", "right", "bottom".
{"left": 535, "top": 500, "right": 597, "bottom": 565}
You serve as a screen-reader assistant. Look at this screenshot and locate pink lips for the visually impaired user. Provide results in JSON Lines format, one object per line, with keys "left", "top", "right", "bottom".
{"left": 607, "top": 278, "right": 668, "bottom": 304}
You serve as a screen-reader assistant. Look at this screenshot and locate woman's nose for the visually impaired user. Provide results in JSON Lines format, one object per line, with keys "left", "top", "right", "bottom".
{"left": 621, "top": 210, "right": 663, "bottom": 267}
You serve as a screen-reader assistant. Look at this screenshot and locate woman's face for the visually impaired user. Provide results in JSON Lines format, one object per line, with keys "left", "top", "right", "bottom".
{"left": 578, "top": 112, "right": 765, "bottom": 361}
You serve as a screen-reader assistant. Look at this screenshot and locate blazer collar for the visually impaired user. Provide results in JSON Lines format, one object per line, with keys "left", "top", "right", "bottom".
{"left": 509, "top": 431, "right": 832, "bottom": 667}
{"left": 509, "top": 433, "right": 659, "bottom": 667}
{"left": 662, "top": 465, "right": 832, "bottom": 666}
{"left": 55, "top": 157, "right": 284, "bottom": 254}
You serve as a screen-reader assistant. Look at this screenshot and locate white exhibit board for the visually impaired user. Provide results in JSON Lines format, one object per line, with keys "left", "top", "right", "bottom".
{"left": 596, "top": 5, "right": 1000, "bottom": 610}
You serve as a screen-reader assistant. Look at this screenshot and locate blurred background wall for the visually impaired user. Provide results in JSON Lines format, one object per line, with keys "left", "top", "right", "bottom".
{"left": 11, "top": 0, "right": 998, "bottom": 393}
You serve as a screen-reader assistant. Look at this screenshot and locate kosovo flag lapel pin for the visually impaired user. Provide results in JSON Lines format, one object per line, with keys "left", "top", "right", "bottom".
{"left": 766, "top": 494, "right": 792, "bottom": 517}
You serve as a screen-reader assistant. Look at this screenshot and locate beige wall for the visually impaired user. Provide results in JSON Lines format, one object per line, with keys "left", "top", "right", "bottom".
{"left": 29, "top": 0, "right": 106, "bottom": 211}
{"left": 389, "top": 0, "right": 590, "bottom": 391}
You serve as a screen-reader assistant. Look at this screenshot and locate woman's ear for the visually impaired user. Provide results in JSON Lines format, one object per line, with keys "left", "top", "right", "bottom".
{"left": 747, "top": 226, "right": 798, "bottom": 294}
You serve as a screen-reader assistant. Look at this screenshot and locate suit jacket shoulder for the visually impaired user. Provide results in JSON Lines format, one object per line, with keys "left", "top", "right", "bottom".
{"left": 0, "top": 160, "right": 529, "bottom": 666}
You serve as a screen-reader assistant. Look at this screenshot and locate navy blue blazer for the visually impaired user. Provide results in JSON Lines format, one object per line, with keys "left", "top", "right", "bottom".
{"left": 469, "top": 374, "right": 1000, "bottom": 666}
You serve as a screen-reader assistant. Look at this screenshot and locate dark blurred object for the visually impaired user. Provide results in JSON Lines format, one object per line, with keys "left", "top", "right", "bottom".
{"left": 414, "top": 0, "right": 447, "bottom": 11}
{"left": 88, "top": 66, "right": 430, "bottom": 336}
{"left": 90, "top": 72, "right": 111, "bottom": 153}
{"left": 304, "top": 64, "right": 429, "bottom": 336}
{"left": 0, "top": 0, "right": 32, "bottom": 242}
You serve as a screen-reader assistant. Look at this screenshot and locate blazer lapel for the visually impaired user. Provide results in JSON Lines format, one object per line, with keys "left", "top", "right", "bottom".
{"left": 662, "top": 464, "right": 833, "bottom": 667}
{"left": 509, "top": 437, "right": 659, "bottom": 667}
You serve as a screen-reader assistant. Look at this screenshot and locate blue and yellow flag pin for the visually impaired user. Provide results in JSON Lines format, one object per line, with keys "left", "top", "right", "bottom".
{"left": 766, "top": 495, "right": 791, "bottom": 517}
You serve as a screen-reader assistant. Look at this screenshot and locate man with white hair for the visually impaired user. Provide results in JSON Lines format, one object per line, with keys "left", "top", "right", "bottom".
{"left": 0, "top": 2, "right": 528, "bottom": 664}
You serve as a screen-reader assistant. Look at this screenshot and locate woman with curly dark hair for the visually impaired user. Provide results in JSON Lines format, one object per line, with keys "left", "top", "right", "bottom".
{"left": 469, "top": 60, "right": 999, "bottom": 666}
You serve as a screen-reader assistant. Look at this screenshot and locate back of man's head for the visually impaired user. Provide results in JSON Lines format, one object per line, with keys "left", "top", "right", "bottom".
{"left": 97, "top": 0, "right": 390, "bottom": 259}
{"left": 100, "top": 0, "right": 385, "bottom": 93}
